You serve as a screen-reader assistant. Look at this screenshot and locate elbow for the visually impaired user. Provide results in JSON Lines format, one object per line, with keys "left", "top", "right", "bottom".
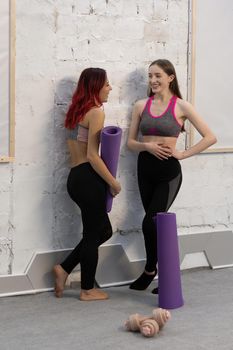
{"left": 204, "top": 132, "right": 217, "bottom": 147}
{"left": 87, "top": 152, "right": 97, "bottom": 164}
{"left": 210, "top": 134, "right": 217, "bottom": 146}
{"left": 127, "top": 139, "right": 133, "bottom": 151}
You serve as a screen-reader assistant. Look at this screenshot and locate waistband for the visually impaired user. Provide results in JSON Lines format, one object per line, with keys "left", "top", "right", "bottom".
{"left": 138, "top": 151, "right": 179, "bottom": 163}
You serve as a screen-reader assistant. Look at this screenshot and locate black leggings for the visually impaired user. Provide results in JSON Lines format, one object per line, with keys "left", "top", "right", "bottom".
{"left": 61, "top": 163, "right": 112, "bottom": 290}
{"left": 137, "top": 151, "right": 182, "bottom": 272}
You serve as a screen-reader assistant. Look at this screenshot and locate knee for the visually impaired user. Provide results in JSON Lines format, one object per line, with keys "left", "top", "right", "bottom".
{"left": 142, "top": 214, "right": 156, "bottom": 234}
{"left": 100, "top": 222, "right": 113, "bottom": 244}
{"left": 103, "top": 223, "right": 113, "bottom": 242}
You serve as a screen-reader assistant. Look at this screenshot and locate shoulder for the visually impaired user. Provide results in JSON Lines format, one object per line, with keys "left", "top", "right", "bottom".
{"left": 134, "top": 98, "right": 148, "bottom": 108}
{"left": 176, "top": 98, "right": 205, "bottom": 125}
{"left": 176, "top": 98, "right": 193, "bottom": 113}
{"left": 86, "top": 106, "right": 105, "bottom": 124}
{"left": 87, "top": 106, "right": 105, "bottom": 118}
{"left": 133, "top": 98, "right": 149, "bottom": 115}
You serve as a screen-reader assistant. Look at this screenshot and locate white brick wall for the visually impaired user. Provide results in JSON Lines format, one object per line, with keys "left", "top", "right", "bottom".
{"left": 0, "top": 0, "right": 232, "bottom": 274}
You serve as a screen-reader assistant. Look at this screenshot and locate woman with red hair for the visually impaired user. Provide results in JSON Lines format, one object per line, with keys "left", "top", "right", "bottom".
{"left": 53, "top": 68, "right": 121, "bottom": 301}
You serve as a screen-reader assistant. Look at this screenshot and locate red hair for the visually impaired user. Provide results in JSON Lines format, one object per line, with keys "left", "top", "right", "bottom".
{"left": 65, "top": 68, "right": 107, "bottom": 129}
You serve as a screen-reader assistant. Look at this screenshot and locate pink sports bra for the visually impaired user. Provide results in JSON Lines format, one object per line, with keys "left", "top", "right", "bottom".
{"left": 139, "top": 95, "right": 182, "bottom": 138}
{"left": 66, "top": 124, "right": 88, "bottom": 143}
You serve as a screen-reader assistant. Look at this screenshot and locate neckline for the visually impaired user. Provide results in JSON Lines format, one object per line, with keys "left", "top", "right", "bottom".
{"left": 148, "top": 95, "right": 174, "bottom": 118}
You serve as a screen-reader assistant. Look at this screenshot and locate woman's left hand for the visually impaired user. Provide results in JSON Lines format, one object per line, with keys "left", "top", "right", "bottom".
{"left": 172, "top": 149, "right": 184, "bottom": 160}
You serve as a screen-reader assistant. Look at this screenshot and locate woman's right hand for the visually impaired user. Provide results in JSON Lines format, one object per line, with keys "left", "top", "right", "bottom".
{"left": 109, "top": 180, "right": 121, "bottom": 197}
{"left": 145, "top": 142, "right": 172, "bottom": 160}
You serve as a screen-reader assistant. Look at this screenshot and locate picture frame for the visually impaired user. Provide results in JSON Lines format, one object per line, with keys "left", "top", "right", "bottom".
{"left": 187, "top": 0, "right": 233, "bottom": 153}
{"left": 0, "top": 0, "right": 15, "bottom": 162}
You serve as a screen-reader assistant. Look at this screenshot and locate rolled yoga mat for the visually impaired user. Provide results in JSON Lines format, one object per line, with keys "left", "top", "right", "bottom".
{"left": 154, "top": 212, "right": 184, "bottom": 309}
{"left": 100, "top": 125, "right": 122, "bottom": 212}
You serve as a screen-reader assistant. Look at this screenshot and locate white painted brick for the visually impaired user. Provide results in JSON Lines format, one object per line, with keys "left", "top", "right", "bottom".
{"left": 0, "top": 238, "right": 12, "bottom": 274}
{"left": 53, "top": 1, "right": 74, "bottom": 16}
{"left": 90, "top": 0, "right": 108, "bottom": 14}
{"left": 88, "top": 38, "right": 124, "bottom": 62}
{"left": 167, "top": 0, "right": 189, "bottom": 23}
{"left": 144, "top": 20, "right": 170, "bottom": 42}
{"left": 74, "top": 0, "right": 92, "bottom": 15}
{"left": 175, "top": 208, "right": 190, "bottom": 227}
{"left": 54, "top": 61, "right": 80, "bottom": 82}
{"left": 16, "top": 0, "right": 54, "bottom": 16}
{"left": 189, "top": 207, "right": 205, "bottom": 226}
{"left": 104, "top": 0, "right": 123, "bottom": 16}
{"left": 55, "top": 14, "right": 78, "bottom": 36}
{"left": 0, "top": 165, "right": 12, "bottom": 192}
{"left": 0, "top": 215, "right": 10, "bottom": 240}
{"left": 72, "top": 40, "right": 90, "bottom": 61}
{"left": 153, "top": 0, "right": 169, "bottom": 21}
{"left": 134, "top": 0, "right": 154, "bottom": 18}
{"left": 114, "top": 18, "right": 144, "bottom": 40}
{"left": 145, "top": 41, "right": 167, "bottom": 61}
{"left": 0, "top": 192, "right": 10, "bottom": 218}
{"left": 55, "top": 36, "right": 76, "bottom": 60}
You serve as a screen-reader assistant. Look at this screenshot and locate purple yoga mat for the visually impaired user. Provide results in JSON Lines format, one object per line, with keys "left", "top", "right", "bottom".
{"left": 154, "top": 212, "right": 184, "bottom": 309}
{"left": 100, "top": 126, "right": 122, "bottom": 212}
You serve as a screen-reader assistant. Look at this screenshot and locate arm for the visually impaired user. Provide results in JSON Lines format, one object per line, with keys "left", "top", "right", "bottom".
{"left": 86, "top": 108, "right": 121, "bottom": 196}
{"left": 127, "top": 100, "right": 173, "bottom": 160}
{"left": 127, "top": 100, "right": 148, "bottom": 152}
{"left": 173, "top": 100, "right": 217, "bottom": 160}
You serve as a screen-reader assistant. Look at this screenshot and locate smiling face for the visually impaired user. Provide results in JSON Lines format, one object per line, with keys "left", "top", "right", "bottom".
{"left": 99, "top": 78, "right": 112, "bottom": 103}
{"left": 148, "top": 64, "right": 174, "bottom": 95}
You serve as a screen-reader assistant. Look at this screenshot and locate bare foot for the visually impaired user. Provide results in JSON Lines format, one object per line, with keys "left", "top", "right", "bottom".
{"left": 53, "top": 264, "right": 68, "bottom": 298}
{"left": 79, "top": 288, "right": 109, "bottom": 301}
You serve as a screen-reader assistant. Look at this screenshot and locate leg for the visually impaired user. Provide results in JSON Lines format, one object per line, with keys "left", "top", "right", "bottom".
{"left": 59, "top": 214, "right": 111, "bottom": 275}
{"left": 54, "top": 164, "right": 112, "bottom": 299}
{"left": 79, "top": 208, "right": 112, "bottom": 290}
{"left": 79, "top": 207, "right": 112, "bottom": 301}
{"left": 130, "top": 153, "right": 161, "bottom": 290}
{"left": 53, "top": 166, "right": 84, "bottom": 298}
{"left": 56, "top": 212, "right": 111, "bottom": 300}
{"left": 130, "top": 153, "right": 182, "bottom": 290}
{"left": 53, "top": 264, "right": 69, "bottom": 298}
{"left": 129, "top": 182, "right": 169, "bottom": 290}
{"left": 151, "top": 171, "right": 182, "bottom": 294}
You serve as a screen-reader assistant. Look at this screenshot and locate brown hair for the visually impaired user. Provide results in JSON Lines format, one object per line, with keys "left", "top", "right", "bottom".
{"left": 148, "top": 59, "right": 182, "bottom": 99}
{"left": 148, "top": 59, "right": 185, "bottom": 131}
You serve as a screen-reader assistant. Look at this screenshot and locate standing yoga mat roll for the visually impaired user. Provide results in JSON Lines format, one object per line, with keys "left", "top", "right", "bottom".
{"left": 100, "top": 126, "right": 122, "bottom": 212}
{"left": 154, "top": 212, "right": 184, "bottom": 309}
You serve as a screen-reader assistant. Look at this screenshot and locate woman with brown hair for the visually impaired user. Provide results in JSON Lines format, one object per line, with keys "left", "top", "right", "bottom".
{"left": 127, "top": 59, "right": 216, "bottom": 292}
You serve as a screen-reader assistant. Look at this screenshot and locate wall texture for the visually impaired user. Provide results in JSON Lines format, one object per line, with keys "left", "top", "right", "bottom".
{"left": 0, "top": 0, "right": 232, "bottom": 275}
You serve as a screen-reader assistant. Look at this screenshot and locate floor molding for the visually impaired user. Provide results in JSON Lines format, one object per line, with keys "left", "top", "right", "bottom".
{"left": 0, "top": 230, "right": 233, "bottom": 296}
{"left": 179, "top": 230, "right": 233, "bottom": 268}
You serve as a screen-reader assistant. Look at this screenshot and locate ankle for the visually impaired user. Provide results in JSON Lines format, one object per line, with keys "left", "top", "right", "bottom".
{"left": 55, "top": 264, "right": 68, "bottom": 276}
{"left": 144, "top": 270, "right": 156, "bottom": 276}
{"left": 80, "top": 288, "right": 109, "bottom": 301}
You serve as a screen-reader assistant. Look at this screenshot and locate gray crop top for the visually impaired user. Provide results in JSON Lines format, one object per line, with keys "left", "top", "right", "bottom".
{"left": 66, "top": 124, "right": 88, "bottom": 142}
{"left": 139, "top": 95, "right": 182, "bottom": 137}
